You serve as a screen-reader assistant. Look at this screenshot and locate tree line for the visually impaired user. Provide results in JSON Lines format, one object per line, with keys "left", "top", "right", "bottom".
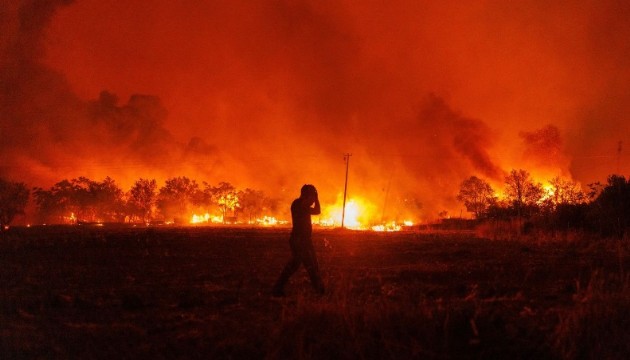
{"left": 456, "top": 169, "right": 630, "bottom": 238}
{"left": 0, "top": 176, "right": 279, "bottom": 227}
{"left": 2, "top": 170, "right": 630, "bottom": 237}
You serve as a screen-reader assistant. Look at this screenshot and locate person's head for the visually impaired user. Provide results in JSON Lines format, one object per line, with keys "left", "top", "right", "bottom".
{"left": 300, "top": 184, "right": 317, "bottom": 202}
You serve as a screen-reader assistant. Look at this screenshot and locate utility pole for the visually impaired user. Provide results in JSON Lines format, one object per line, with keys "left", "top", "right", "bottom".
{"left": 341, "top": 153, "right": 352, "bottom": 229}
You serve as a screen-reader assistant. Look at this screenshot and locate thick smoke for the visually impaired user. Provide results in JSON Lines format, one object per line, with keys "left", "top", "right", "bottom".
{"left": 0, "top": 1, "right": 227, "bottom": 189}
{"left": 2, "top": 0, "right": 630, "bottom": 220}
{"left": 1, "top": 0, "right": 80, "bottom": 183}
{"left": 519, "top": 125, "right": 569, "bottom": 177}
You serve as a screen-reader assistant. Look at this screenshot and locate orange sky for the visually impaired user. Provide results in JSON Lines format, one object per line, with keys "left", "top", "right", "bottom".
{"left": 2, "top": 0, "right": 629, "bottom": 219}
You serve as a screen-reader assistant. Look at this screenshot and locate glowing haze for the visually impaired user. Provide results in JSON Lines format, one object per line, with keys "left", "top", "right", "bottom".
{"left": 1, "top": 0, "right": 629, "bottom": 221}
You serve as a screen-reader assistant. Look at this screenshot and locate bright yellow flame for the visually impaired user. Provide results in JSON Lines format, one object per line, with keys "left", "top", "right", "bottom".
{"left": 318, "top": 218, "right": 335, "bottom": 227}
{"left": 541, "top": 183, "right": 555, "bottom": 202}
{"left": 191, "top": 213, "right": 210, "bottom": 224}
{"left": 321, "top": 196, "right": 378, "bottom": 230}
{"left": 342, "top": 200, "right": 362, "bottom": 228}
{"left": 320, "top": 195, "right": 415, "bottom": 231}
{"left": 371, "top": 221, "right": 404, "bottom": 232}
{"left": 256, "top": 216, "right": 278, "bottom": 226}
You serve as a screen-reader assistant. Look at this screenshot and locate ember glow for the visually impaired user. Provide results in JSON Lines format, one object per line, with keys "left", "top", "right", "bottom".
{"left": 372, "top": 222, "right": 408, "bottom": 232}
{"left": 190, "top": 213, "right": 227, "bottom": 225}
{"left": 2, "top": 1, "right": 629, "bottom": 222}
{"left": 256, "top": 216, "right": 283, "bottom": 226}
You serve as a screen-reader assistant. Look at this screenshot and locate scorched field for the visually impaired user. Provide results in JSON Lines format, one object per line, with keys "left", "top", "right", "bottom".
{"left": 2, "top": 226, "right": 630, "bottom": 359}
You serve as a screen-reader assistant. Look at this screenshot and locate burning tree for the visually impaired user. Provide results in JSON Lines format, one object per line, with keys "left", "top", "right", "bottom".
{"left": 209, "top": 182, "right": 239, "bottom": 223}
{"left": 238, "top": 188, "right": 266, "bottom": 223}
{"left": 89, "top": 177, "right": 125, "bottom": 222}
{"left": 157, "top": 177, "right": 200, "bottom": 223}
{"left": 547, "top": 176, "right": 585, "bottom": 206}
{"left": 127, "top": 178, "right": 157, "bottom": 222}
{"left": 0, "top": 178, "right": 29, "bottom": 227}
{"left": 34, "top": 180, "right": 73, "bottom": 223}
{"left": 65, "top": 177, "right": 125, "bottom": 222}
{"left": 71, "top": 177, "right": 96, "bottom": 221}
{"left": 504, "top": 169, "right": 543, "bottom": 217}
{"left": 33, "top": 177, "right": 125, "bottom": 223}
{"left": 457, "top": 176, "right": 496, "bottom": 219}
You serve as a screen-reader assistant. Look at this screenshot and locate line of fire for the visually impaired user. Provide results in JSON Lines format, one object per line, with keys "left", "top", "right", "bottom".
{"left": 1, "top": 161, "right": 609, "bottom": 234}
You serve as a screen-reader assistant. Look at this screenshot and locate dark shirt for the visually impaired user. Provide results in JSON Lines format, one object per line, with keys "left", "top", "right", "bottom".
{"left": 291, "top": 198, "right": 315, "bottom": 240}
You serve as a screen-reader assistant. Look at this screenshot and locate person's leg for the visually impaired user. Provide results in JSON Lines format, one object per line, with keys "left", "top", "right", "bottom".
{"left": 303, "top": 241, "right": 324, "bottom": 294}
{"left": 272, "top": 256, "right": 300, "bottom": 296}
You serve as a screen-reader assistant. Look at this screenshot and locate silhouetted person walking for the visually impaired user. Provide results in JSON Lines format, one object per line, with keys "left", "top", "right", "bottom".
{"left": 273, "top": 184, "right": 325, "bottom": 296}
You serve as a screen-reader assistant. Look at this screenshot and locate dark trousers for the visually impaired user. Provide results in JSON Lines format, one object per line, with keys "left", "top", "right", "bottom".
{"left": 274, "top": 235, "right": 324, "bottom": 293}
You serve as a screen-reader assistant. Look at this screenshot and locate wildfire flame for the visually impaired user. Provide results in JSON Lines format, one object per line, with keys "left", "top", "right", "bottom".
{"left": 256, "top": 216, "right": 281, "bottom": 226}
{"left": 320, "top": 197, "right": 375, "bottom": 230}
{"left": 319, "top": 195, "right": 413, "bottom": 231}
{"left": 191, "top": 213, "right": 210, "bottom": 224}
{"left": 189, "top": 192, "right": 423, "bottom": 230}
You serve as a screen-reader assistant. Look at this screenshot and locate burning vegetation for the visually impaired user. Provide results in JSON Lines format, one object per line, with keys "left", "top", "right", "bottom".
{"left": 0, "top": 1, "right": 628, "bottom": 236}
{"left": 4, "top": 2, "right": 630, "bottom": 358}
{"left": 0, "top": 167, "right": 629, "bottom": 238}
{"left": 2, "top": 1, "right": 630, "bottom": 224}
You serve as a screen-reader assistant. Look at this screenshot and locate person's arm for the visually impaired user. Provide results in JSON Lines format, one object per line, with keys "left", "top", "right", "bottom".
{"left": 311, "top": 193, "right": 321, "bottom": 215}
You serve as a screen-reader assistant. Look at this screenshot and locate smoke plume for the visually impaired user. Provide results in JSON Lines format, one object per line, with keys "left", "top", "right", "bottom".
{"left": 2, "top": 0, "right": 630, "bottom": 220}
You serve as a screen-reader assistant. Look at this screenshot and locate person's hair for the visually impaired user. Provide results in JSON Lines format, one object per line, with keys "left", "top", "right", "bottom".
{"left": 300, "top": 184, "right": 317, "bottom": 198}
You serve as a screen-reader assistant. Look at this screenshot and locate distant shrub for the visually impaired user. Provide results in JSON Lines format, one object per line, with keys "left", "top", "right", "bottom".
{"left": 475, "top": 219, "right": 522, "bottom": 240}
{"left": 586, "top": 175, "right": 630, "bottom": 238}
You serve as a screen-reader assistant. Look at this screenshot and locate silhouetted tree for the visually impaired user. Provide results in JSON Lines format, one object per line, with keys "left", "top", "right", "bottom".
{"left": 128, "top": 178, "right": 157, "bottom": 222}
{"left": 0, "top": 178, "right": 29, "bottom": 227}
{"left": 548, "top": 176, "right": 585, "bottom": 206}
{"left": 210, "top": 182, "right": 239, "bottom": 223}
{"left": 29, "top": 174, "right": 291, "bottom": 225}
{"left": 32, "top": 187, "right": 56, "bottom": 223}
{"left": 33, "top": 177, "right": 125, "bottom": 223}
{"left": 157, "top": 177, "right": 200, "bottom": 222}
{"left": 33, "top": 179, "right": 79, "bottom": 223}
{"left": 263, "top": 196, "right": 281, "bottom": 219}
{"left": 198, "top": 181, "right": 215, "bottom": 210}
{"left": 90, "top": 177, "right": 125, "bottom": 221}
{"left": 457, "top": 176, "right": 496, "bottom": 218}
{"left": 238, "top": 188, "right": 265, "bottom": 223}
{"left": 588, "top": 175, "right": 630, "bottom": 237}
{"left": 67, "top": 177, "right": 97, "bottom": 221}
{"left": 504, "top": 169, "right": 543, "bottom": 217}
{"left": 531, "top": 176, "right": 587, "bottom": 232}
{"left": 587, "top": 181, "right": 604, "bottom": 201}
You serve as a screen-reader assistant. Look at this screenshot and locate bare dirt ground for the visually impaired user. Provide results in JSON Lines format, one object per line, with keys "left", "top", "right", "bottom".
{"left": 1, "top": 226, "right": 630, "bottom": 359}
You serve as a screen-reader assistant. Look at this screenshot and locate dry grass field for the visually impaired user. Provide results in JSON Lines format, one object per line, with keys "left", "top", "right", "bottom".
{"left": 2, "top": 226, "right": 630, "bottom": 359}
